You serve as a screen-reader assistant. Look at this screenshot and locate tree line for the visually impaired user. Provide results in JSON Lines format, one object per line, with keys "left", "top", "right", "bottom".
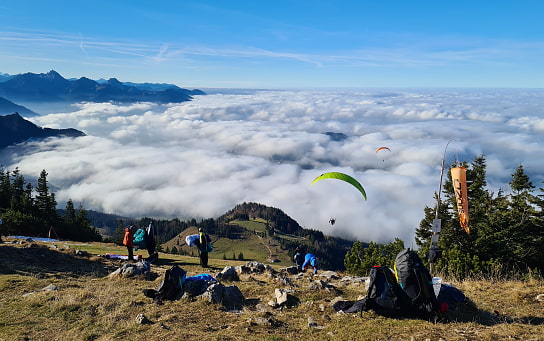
{"left": 0, "top": 167, "right": 101, "bottom": 242}
{"left": 344, "top": 155, "right": 544, "bottom": 278}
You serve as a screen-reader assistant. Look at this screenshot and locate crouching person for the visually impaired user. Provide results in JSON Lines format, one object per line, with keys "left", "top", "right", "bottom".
{"left": 302, "top": 253, "right": 318, "bottom": 275}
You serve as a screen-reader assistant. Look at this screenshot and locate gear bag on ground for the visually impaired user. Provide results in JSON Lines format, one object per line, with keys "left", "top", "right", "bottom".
{"left": 394, "top": 248, "right": 439, "bottom": 316}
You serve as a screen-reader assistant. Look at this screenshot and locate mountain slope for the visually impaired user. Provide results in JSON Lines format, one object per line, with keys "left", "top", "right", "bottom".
{"left": 159, "top": 202, "right": 356, "bottom": 270}
{"left": 0, "top": 97, "right": 38, "bottom": 117}
{"left": 0, "top": 112, "right": 85, "bottom": 148}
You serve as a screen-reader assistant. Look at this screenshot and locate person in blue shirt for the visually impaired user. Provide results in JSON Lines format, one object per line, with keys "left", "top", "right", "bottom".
{"left": 302, "top": 253, "right": 318, "bottom": 274}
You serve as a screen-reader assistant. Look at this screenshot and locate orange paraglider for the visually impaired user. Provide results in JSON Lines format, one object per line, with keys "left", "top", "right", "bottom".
{"left": 375, "top": 147, "right": 391, "bottom": 161}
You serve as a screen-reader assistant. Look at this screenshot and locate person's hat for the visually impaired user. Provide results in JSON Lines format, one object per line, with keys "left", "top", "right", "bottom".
{"left": 198, "top": 228, "right": 203, "bottom": 232}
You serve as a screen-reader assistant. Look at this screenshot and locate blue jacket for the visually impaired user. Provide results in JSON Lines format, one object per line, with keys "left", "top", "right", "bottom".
{"left": 302, "top": 253, "right": 318, "bottom": 274}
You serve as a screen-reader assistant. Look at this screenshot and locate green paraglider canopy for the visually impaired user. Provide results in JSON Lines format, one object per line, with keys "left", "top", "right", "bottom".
{"left": 311, "top": 172, "right": 367, "bottom": 200}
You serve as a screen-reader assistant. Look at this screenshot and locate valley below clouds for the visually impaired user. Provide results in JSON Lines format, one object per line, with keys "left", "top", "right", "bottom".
{"left": 1, "top": 88, "right": 543, "bottom": 244}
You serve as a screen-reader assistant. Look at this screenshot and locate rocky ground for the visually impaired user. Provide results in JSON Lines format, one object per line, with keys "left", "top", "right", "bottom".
{"left": 1, "top": 237, "right": 543, "bottom": 341}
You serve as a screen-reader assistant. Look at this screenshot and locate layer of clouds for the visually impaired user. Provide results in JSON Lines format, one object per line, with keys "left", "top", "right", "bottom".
{"left": 1, "top": 89, "right": 543, "bottom": 244}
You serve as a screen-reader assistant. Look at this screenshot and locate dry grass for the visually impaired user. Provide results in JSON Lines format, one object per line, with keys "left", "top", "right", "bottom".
{"left": 1, "top": 238, "right": 543, "bottom": 341}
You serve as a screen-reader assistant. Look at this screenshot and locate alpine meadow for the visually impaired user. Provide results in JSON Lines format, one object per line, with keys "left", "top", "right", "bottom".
{"left": 1, "top": 1, "right": 544, "bottom": 339}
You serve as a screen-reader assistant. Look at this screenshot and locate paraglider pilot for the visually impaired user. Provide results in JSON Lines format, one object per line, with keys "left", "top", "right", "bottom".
{"left": 122, "top": 225, "right": 136, "bottom": 261}
{"left": 302, "top": 253, "right": 318, "bottom": 275}
{"left": 293, "top": 245, "right": 306, "bottom": 271}
{"left": 196, "top": 228, "right": 211, "bottom": 268}
{"left": 145, "top": 222, "right": 158, "bottom": 262}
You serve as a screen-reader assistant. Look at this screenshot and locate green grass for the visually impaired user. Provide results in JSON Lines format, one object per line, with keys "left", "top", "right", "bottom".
{"left": 163, "top": 223, "right": 293, "bottom": 265}
{"left": 231, "top": 218, "right": 268, "bottom": 233}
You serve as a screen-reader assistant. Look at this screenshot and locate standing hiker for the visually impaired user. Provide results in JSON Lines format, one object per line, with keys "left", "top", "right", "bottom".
{"left": 196, "top": 228, "right": 211, "bottom": 268}
{"left": 302, "top": 253, "right": 319, "bottom": 275}
{"left": 123, "top": 225, "right": 136, "bottom": 261}
{"left": 145, "top": 221, "right": 158, "bottom": 261}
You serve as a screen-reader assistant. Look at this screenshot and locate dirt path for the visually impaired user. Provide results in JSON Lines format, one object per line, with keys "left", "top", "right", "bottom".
{"left": 255, "top": 232, "right": 273, "bottom": 259}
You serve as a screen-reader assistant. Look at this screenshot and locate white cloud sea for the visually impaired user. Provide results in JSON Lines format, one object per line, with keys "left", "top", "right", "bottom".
{"left": 2, "top": 88, "right": 543, "bottom": 244}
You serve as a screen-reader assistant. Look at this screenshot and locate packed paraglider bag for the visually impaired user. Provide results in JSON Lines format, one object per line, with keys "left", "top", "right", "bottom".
{"left": 333, "top": 265, "right": 413, "bottom": 316}
{"left": 394, "top": 248, "right": 440, "bottom": 317}
{"left": 364, "top": 265, "right": 414, "bottom": 317}
{"left": 334, "top": 250, "right": 443, "bottom": 319}
{"left": 143, "top": 265, "right": 186, "bottom": 303}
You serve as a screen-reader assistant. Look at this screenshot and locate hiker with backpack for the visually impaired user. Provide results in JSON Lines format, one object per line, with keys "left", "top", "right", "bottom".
{"left": 122, "top": 225, "right": 136, "bottom": 261}
{"left": 293, "top": 245, "right": 306, "bottom": 272}
{"left": 302, "top": 252, "right": 318, "bottom": 274}
{"left": 145, "top": 222, "right": 158, "bottom": 262}
{"left": 195, "top": 228, "right": 212, "bottom": 268}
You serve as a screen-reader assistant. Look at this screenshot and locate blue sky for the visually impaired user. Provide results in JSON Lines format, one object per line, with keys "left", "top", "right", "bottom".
{"left": 1, "top": 1, "right": 543, "bottom": 88}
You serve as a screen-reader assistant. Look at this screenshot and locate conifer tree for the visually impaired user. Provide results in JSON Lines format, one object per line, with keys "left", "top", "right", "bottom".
{"left": 344, "top": 240, "right": 365, "bottom": 276}
{"left": 344, "top": 238, "right": 404, "bottom": 275}
{"left": 0, "top": 167, "right": 11, "bottom": 209}
{"left": 504, "top": 165, "right": 541, "bottom": 270}
{"left": 35, "top": 169, "right": 58, "bottom": 228}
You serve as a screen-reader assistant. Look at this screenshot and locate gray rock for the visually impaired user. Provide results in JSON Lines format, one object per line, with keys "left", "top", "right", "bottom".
{"left": 41, "top": 284, "right": 58, "bottom": 292}
{"left": 272, "top": 288, "right": 299, "bottom": 308}
{"left": 135, "top": 313, "right": 151, "bottom": 324}
{"left": 197, "top": 282, "right": 245, "bottom": 308}
{"left": 223, "top": 285, "right": 244, "bottom": 307}
{"left": 202, "top": 283, "right": 224, "bottom": 304}
{"left": 317, "top": 271, "right": 340, "bottom": 280}
{"left": 247, "top": 314, "right": 284, "bottom": 328}
{"left": 279, "top": 266, "right": 300, "bottom": 275}
{"left": 183, "top": 278, "right": 216, "bottom": 297}
{"left": 267, "top": 300, "right": 278, "bottom": 308}
{"left": 276, "top": 276, "right": 295, "bottom": 287}
{"left": 309, "top": 279, "right": 338, "bottom": 293}
{"left": 235, "top": 265, "right": 251, "bottom": 274}
{"left": 246, "top": 261, "right": 265, "bottom": 273}
{"left": 274, "top": 288, "right": 289, "bottom": 306}
{"left": 216, "top": 266, "right": 239, "bottom": 281}
{"left": 75, "top": 250, "right": 89, "bottom": 257}
{"left": 109, "top": 261, "right": 153, "bottom": 279}
{"left": 340, "top": 275, "right": 368, "bottom": 284}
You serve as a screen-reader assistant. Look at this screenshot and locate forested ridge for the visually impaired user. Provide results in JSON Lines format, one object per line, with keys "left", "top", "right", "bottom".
{"left": 0, "top": 167, "right": 101, "bottom": 242}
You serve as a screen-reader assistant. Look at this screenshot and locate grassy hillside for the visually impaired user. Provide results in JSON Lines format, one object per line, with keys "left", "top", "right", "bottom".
{"left": 1, "top": 237, "right": 543, "bottom": 340}
{"left": 162, "top": 219, "right": 297, "bottom": 264}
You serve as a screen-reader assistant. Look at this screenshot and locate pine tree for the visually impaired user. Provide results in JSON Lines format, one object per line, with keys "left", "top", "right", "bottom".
{"left": 344, "top": 240, "right": 365, "bottom": 276}
{"left": 35, "top": 169, "right": 58, "bottom": 228}
{"left": 0, "top": 167, "right": 12, "bottom": 209}
{"left": 344, "top": 238, "right": 404, "bottom": 276}
{"left": 9, "top": 168, "right": 26, "bottom": 212}
{"left": 504, "top": 165, "right": 541, "bottom": 270}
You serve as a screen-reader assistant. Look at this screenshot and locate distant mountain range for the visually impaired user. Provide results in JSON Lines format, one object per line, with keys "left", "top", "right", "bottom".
{"left": 0, "top": 113, "right": 85, "bottom": 148}
{"left": 0, "top": 70, "right": 205, "bottom": 104}
{"left": 0, "top": 70, "right": 206, "bottom": 147}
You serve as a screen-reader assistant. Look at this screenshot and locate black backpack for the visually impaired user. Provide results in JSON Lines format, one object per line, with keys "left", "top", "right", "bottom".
{"left": 394, "top": 249, "right": 439, "bottom": 316}
{"left": 143, "top": 265, "right": 186, "bottom": 303}
{"left": 363, "top": 265, "right": 413, "bottom": 317}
